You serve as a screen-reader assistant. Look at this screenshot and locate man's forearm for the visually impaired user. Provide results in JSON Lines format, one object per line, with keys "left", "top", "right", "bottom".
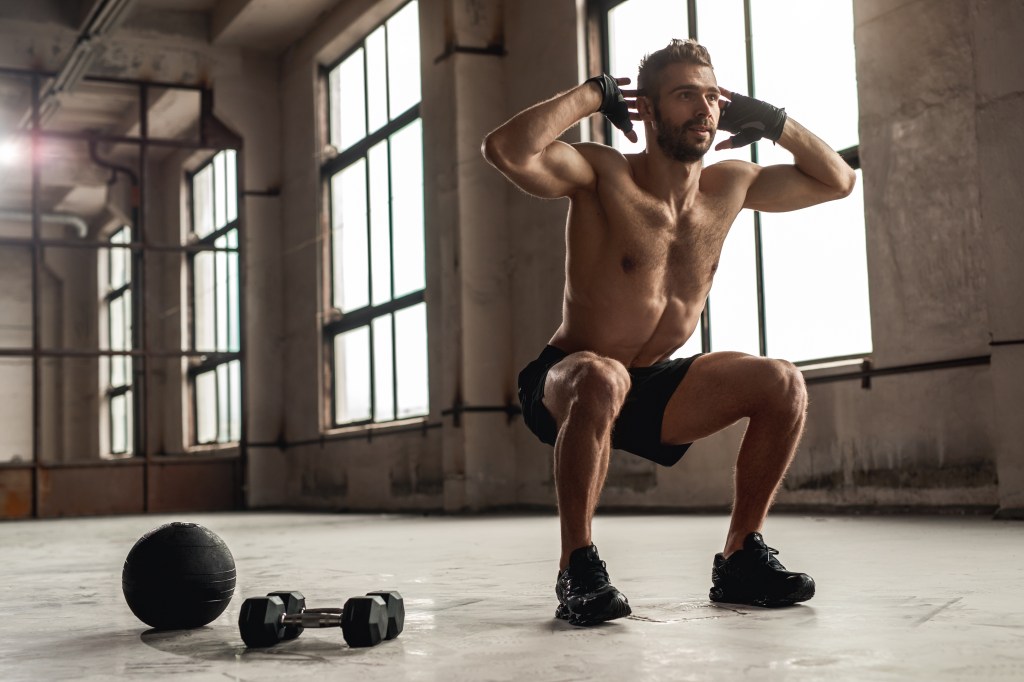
{"left": 776, "top": 118, "right": 856, "bottom": 195}
{"left": 483, "top": 83, "right": 600, "bottom": 167}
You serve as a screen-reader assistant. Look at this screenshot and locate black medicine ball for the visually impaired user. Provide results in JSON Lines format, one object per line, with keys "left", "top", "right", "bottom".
{"left": 122, "top": 522, "right": 236, "bottom": 630}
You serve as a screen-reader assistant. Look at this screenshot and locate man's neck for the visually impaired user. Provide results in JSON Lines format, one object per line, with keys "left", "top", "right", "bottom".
{"left": 640, "top": 146, "right": 704, "bottom": 212}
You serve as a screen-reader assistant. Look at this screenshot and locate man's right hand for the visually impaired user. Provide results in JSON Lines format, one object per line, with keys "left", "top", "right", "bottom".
{"left": 716, "top": 89, "right": 787, "bottom": 150}
{"left": 586, "top": 74, "right": 638, "bottom": 143}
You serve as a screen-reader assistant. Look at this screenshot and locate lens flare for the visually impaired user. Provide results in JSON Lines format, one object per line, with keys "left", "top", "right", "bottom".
{"left": 0, "top": 138, "right": 22, "bottom": 166}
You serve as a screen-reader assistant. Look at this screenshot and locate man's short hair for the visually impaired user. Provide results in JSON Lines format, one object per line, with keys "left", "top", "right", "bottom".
{"left": 637, "top": 38, "right": 714, "bottom": 98}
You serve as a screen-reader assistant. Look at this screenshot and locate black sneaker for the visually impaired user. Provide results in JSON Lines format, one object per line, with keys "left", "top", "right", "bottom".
{"left": 555, "top": 544, "right": 632, "bottom": 626}
{"left": 709, "top": 532, "right": 815, "bottom": 607}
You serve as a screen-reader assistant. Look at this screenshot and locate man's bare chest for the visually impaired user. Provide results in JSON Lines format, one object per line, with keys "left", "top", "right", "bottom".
{"left": 604, "top": 193, "right": 734, "bottom": 277}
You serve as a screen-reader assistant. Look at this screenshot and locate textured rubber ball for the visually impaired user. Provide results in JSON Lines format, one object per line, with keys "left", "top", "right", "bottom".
{"left": 122, "top": 522, "right": 236, "bottom": 630}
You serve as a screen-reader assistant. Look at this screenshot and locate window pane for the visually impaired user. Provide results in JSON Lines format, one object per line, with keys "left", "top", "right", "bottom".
{"left": 329, "top": 66, "right": 342, "bottom": 150}
{"left": 387, "top": 1, "right": 420, "bottom": 119}
{"left": 215, "top": 235, "right": 228, "bottom": 352}
{"left": 335, "top": 327, "right": 371, "bottom": 424}
{"left": 389, "top": 120, "right": 425, "bottom": 298}
{"left": 369, "top": 140, "right": 392, "bottom": 305}
{"left": 125, "top": 389, "right": 134, "bottom": 455}
{"left": 709, "top": 213, "right": 760, "bottom": 355}
{"left": 109, "top": 291, "right": 132, "bottom": 386}
{"left": 214, "top": 151, "right": 227, "bottom": 230}
{"left": 695, "top": 0, "right": 751, "bottom": 164}
{"left": 331, "top": 49, "right": 367, "bottom": 151}
{"left": 228, "top": 243, "right": 239, "bottom": 352}
{"left": 331, "top": 160, "right": 370, "bottom": 312}
{"left": 196, "top": 370, "right": 217, "bottom": 443}
{"left": 225, "top": 149, "right": 238, "bottom": 224}
{"left": 394, "top": 302, "right": 428, "bottom": 418}
{"left": 229, "top": 359, "right": 241, "bottom": 442}
{"left": 193, "top": 164, "right": 214, "bottom": 238}
{"left": 109, "top": 245, "right": 124, "bottom": 290}
{"left": 110, "top": 294, "right": 124, "bottom": 351}
{"left": 751, "top": 0, "right": 858, "bottom": 165}
{"left": 122, "top": 290, "right": 132, "bottom": 384}
{"left": 762, "top": 170, "right": 871, "bottom": 361}
{"left": 113, "top": 355, "right": 132, "bottom": 390}
{"left": 373, "top": 315, "right": 395, "bottom": 422}
{"left": 109, "top": 228, "right": 130, "bottom": 288}
{"left": 217, "top": 362, "right": 229, "bottom": 443}
{"left": 111, "top": 392, "right": 127, "bottom": 454}
{"left": 366, "top": 26, "right": 389, "bottom": 133}
{"left": 195, "top": 251, "right": 216, "bottom": 350}
{"left": 607, "top": 0, "right": 688, "bottom": 153}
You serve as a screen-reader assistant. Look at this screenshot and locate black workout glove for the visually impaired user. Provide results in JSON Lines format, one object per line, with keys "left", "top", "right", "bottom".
{"left": 586, "top": 74, "right": 634, "bottom": 139}
{"left": 718, "top": 92, "right": 787, "bottom": 148}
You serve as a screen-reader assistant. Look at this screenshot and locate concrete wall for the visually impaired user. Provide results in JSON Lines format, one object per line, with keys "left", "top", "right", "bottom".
{"left": 464, "top": 0, "right": 1023, "bottom": 514}
{"left": 1, "top": 0, "right": 1021, "bottom": 516}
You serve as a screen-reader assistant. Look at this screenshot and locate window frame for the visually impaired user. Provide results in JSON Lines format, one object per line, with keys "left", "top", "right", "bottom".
{"left": 321, "top": 0, "right": 428, "bottom": 430}
{"left": 186, "top": 149, "right": 242, "bottom": 446}
{"left": 592, "top": 0, "right": 864, "bottom": 364}
{"left": 103, "top": 225, "right": 133, "bottom": 458}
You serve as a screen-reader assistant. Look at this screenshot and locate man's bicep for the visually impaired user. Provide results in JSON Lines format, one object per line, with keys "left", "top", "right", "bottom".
{"left": 491, "top": 140, "right": 596, "bottom": 199}
{"left": 743, "top": 164, "right": 850, "bottom": 213}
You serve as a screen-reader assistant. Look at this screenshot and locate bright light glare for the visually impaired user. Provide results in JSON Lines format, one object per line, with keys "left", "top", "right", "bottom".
{"left": 0, "top": 138, "right": 22, "bottom": 166}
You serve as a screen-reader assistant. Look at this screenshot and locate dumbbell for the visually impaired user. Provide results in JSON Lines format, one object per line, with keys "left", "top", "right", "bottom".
{"left": 238, "top": 590, "right": 404, "bottom": 648}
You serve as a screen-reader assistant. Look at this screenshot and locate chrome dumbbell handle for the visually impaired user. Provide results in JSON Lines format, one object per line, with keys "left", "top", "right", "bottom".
{"left": 281, "top": 611, "right": 342, "bottom": 629}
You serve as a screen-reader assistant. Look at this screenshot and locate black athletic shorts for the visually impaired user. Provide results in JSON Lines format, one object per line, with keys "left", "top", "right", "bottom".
{"left": 517, "top": 345, "right": 703, "bottom": 467}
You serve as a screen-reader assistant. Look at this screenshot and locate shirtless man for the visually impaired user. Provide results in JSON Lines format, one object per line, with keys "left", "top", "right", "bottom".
{"left": 482, "top": 39, "right": 856, "bottom": 625}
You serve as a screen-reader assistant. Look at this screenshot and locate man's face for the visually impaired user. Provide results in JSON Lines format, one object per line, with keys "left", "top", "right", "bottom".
{"left": 648, "top": 63, "right": 721, "bottom": 163}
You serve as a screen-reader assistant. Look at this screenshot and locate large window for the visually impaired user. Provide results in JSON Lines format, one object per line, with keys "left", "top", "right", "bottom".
{"left": 188, "top": 149, "right": 241, "bottom": 444}
{"left": 601, "top": 0, "right": 870, "bottom": 364}
{"left": 103, "top": 226, "right": 133, "bottom": 457}
{"left": 324, "top": 1, "right": 428, "bottom": 427}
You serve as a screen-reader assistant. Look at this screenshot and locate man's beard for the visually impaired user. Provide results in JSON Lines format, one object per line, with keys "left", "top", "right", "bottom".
{"left": 654, "top": 105, "right": 714, "bottom": 163}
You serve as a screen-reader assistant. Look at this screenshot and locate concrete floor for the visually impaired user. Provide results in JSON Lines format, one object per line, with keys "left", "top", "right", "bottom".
{"left": 1, "top": 512, "right": 1022, "bottom": 681}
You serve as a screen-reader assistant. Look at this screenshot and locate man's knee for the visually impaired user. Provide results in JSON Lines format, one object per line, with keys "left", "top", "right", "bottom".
{"left": 546, "top": 352, "right": 630, "bottom": 423}
{"left": 762, "top": 359, "right": 807, "bottom": 417}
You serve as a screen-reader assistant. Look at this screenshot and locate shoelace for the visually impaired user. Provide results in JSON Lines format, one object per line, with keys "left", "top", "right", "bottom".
{"left": 755, "top": 545, "right": 785, "bottom": 569}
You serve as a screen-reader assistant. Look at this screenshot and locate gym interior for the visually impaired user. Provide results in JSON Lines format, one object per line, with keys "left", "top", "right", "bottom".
{"left": 1, "top": 0, "right": 1022, "bottom": 680}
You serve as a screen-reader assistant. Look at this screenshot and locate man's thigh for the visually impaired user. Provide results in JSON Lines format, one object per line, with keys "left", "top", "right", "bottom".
{"left": 659, "top": 351, "right": 785, "bottom": 445}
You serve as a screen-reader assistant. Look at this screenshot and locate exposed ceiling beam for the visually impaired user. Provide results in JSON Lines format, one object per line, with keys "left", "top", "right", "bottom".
{"left": 211, "top": 0, "right": 340, "bottom": 53}
{"left": 26, "top": 0, "right": 139, "bottom": 126}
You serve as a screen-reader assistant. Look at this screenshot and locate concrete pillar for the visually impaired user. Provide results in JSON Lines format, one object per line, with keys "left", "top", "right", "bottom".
{"left": 974, "top": 0, "right": 1024, "bottom": 516}
{"left": 424, "top": 0, "right": 517, "bottom": 511}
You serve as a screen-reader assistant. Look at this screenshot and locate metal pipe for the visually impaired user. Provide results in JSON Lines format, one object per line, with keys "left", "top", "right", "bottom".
{"left": 0, "top": 234, "right": 239, "bottom": 253}
{"left": 0, "top": 210, "right": 88, "bottom": 238}
{"left": 88, "top": 138, "right": 138, "bottom": 186}
{"left": 804, "top": 355, "right": 991, "bottom": 387}
{"left": 0, "top": 65, "right": 209, "bottom": 93}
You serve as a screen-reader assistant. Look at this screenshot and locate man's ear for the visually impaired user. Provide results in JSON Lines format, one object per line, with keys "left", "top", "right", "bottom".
{"left": 636, "top": 96, "right": 655, "bottom": 121}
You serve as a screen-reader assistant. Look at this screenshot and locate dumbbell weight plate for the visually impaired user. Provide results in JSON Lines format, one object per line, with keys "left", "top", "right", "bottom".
{"left": 238, "top": 596, "right": 287, "bottom": 648}
{"left": 341, "top": 595, "right": 388, "bottom": 648}
{"left": 366, "top": 590, "right": 405, "bottom": 640}
{"left": 267, "top": 591, "right": 306, "bottom": 640}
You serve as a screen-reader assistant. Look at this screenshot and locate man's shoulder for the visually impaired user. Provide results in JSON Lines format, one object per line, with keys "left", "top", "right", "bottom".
{"left": 570, "top": 142, "right": 638, "bottom": 185}
{"left": 571, "top": 141, "right": 628, "bottom": 164}
{"left": 704, "top": 158, "right": 759, "bottom": 176}
{"left": 700, "top": 158, "right": 761, "bottom": 192}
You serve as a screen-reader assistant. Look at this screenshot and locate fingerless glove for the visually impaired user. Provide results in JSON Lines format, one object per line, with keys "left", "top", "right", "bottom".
{"left": 718, "top": 93, "right": 786, "bottom": 148}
